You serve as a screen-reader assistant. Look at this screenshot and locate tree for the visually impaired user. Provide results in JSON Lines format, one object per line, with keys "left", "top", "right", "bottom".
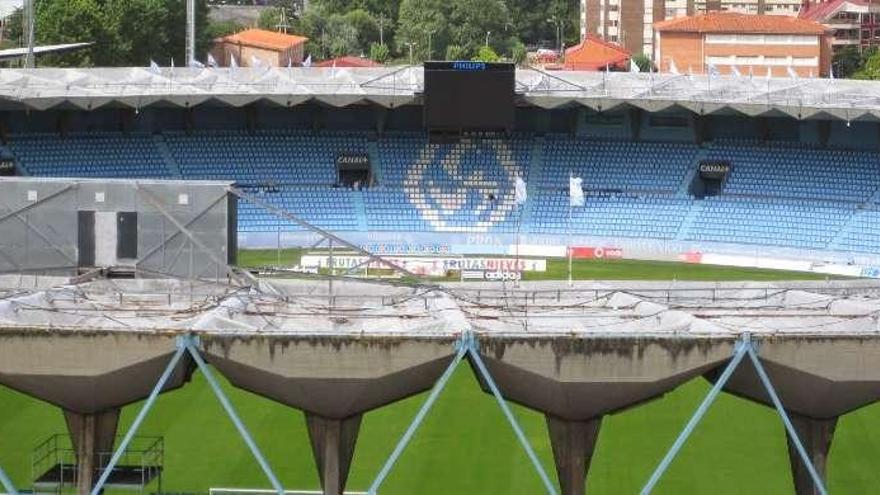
{"left": 632, "top": 53, "right": 653, "bottom": 72}
{"left": 370, "top": 42, "right": 390, "bottom": 63}
{"left": 445, "top": 44, "right": 466, "bottom": 61}
{"left": 397, "top": 0, "right": 447, "bottom": 61}
{"left": 510, "top": 40, "right": 527, "bottom": 66}
{"left": 10, "top": 0, "right": 211, "bottom": 67}
{"left": 854, "top": 49, "right": 880, "bottom": 80}
{"left": 344, "top": 9, "right": 379, "bottom": 55}
{"left": 205, "top": 20, "right": 243, "bottom": 41}
{"left": 448, "top": 0, "right": 507, "bottom": 56}
{"left": 836, "top": 46, "right": 876, "bottom": 79}
{"left": 472, "top": 45, "right": 500, "bottom": 62}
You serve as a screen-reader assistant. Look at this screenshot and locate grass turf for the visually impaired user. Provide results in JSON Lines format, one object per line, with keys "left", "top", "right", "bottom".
{"left": 0, "top": 253, "right": 865, "bottom": 494}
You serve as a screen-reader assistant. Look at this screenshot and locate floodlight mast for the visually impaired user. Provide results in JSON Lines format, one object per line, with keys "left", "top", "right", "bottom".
{"left": 24, "top": 0, "right": 35, "bottom": 68}
{"left": 185, "top": 0, "right": 195, "bottom": 67}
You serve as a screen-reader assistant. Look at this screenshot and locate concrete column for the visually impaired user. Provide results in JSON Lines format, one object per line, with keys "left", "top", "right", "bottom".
{"left": 545, "top": 415, "right": 602, "bottom": 495}
{"left": 786, "top": 414, "right": 837, "bottom": 495}
{"left": 306, "top": 413, "right": 363, "bottom": 495}
{"left": 64, "top": 409, "right": 121, "bottom": 495}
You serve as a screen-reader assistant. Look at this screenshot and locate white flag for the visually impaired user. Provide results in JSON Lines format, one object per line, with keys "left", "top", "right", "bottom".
{"left": 629, "top": 59, "right": 640, "bottom": 73}
{"left": 250, "top": 55, "right": 263, "bottom": 69}
{"left": 569, "top": 176, "right": 584, "bottom": 207}
{"left": 514, "top": 177, "right": 527, "bottom": 206}
{"left": 731, "top": 65, "right": 742, "bottom": 78}
{"left": 230, "top": 54, "right": 239, "bottom": 69}
{"left": 829, "top": 66, "right": 835, "bottom": 80}
{"left": 669, "top": 59, "right": 679, "bottom": 75}
{"left": 190, "top": 59, "right": 205, "bottom": 69}
{"left": 303, "top": 54, "right": 312, "bottom": 68}
{"left": 707, "top": 63, "right": 720, "bottom": 77}
{"left": 787, "top": 66, "right": 799, "bottom": 79}
{"left": 207, "top": 53, "right": 218, "bottom": 68}
{"left": 149, "top": 59, "right": 160, "bottom": 74}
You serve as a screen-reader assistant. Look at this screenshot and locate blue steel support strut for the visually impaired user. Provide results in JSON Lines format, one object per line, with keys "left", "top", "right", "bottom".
{"left": 367, "top": 338, "right": 469, "bottom": 495}
{"left": 0, "top": 464, "right": 18, "bottom": 495}
{"left": 90, "top": 341, "right": 187, "bottom": 495}
{"left": 466, "top": 334, "right": 560, "bottom": 495}
{"left": 746, "top": 344, "right": 829, "bottom": 495}
{"left": 183, "top": 336, "right": 285, "bottom": 495}
{"left": 640, "top": 335, "right": 750, "bottom": 495}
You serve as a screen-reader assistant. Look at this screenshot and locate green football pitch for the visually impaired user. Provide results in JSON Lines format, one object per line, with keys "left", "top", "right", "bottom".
{"left": 1, "top": 252, "right": 877, "bottom": 494}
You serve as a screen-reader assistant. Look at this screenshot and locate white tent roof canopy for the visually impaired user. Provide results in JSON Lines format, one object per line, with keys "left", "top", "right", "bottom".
{"left": 1, "top": 66, "right": 880, "bottom": 120}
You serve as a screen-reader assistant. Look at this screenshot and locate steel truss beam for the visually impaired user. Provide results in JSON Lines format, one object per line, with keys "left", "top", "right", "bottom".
{"left": 641, "top": 334, "right": 828, "bottom": 495}
{"left": 367, "top": 331, "right": 558, "bottom": 495}
{"left": 0, "top": 464, "right": 18, "bottom": 495}
{"left": 91, "top": 335, "right": 285, "bottom": 495}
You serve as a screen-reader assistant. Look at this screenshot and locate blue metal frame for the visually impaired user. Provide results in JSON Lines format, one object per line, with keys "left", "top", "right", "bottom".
{"left": 368, "top": 332, "right": 558, "bottom": 495}
{"left": 641, "top": 335, "right": 829, "bottom": 494}
{"left": 0, "top": 464, "right": 18, "bottom": 495}
{"left": 90, "top": 342, "right": 187, "bottom": 495}
{"left": 92, "top": 335, "right": 285, "bottom": 495}
{"left": 746, "top": 345, "right": 829, "bottom": 495}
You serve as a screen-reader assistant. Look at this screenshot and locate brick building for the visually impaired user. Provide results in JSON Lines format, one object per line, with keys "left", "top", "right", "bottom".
{"left": 653, "top": 12, "right": 832, "bottom": 77}
{"left": 800, "top": 0, "right": 880, "bottom": 52}
{"left": 211, "top": 29, "right": 308, "bottom": 68}
{"left": 579, "top": 0, "right": 803, "bottom": 56}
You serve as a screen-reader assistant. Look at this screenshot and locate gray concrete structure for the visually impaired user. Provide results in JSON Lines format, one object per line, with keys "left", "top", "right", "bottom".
{"left": 0, "top": 278, "right": 879, "bottom": 495}
{"left": 0, "top": 177, "right": 236, "bottom": 280}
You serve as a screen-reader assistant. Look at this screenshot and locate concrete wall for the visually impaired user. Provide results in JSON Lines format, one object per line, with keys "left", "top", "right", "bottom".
{"left": 0, "top": 178, "right": 236, "bottom": 279}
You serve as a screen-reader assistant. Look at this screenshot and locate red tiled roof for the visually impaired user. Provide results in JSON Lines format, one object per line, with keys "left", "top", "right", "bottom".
{"left": 799, "top": 0, "right": 864, "bottom": 21}
{"left": 563, "top": 35, "right": 631, "bottom": 71}
{"left": 315, "top": 56, "right": 382, "bottom": 68}
{"left": 654, "top": 12, "right": 829, "bottom": 34}
{"left": 217, "top": 29, "right": 308, "bottom": 51}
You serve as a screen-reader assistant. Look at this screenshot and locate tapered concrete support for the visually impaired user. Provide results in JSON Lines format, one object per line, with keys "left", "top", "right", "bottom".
{"left": 546, "top": 415, "right": 602, "bottom": 495}
{"left": 64, "top": 408, "right": 120, "bottom": 495}
{"left": 306, "top": 413, "right": 362, "bottom": 495}
{"left": 787, "top": 415, "right": 837, "bottom": 495}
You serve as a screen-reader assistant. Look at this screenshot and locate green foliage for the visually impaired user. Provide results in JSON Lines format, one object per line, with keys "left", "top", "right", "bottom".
{"left": 448, "top": 0, "right": 508, "bottom": 56}
{"left": 396, "top": 0, "right": 446, "bottom": 61}
{"left": 369, "top": 42, "right": 390, "bottom": 63}
{"left": 849, "top": 48, "right": 880, "bottom": 80}
{"left": 204, "top": 20, "right": 242, "bottom": 41}
{"left": 257, "top": 7, "right": 283, "bottom": 31}
{"left": 510, "top": 39, "right": 527, "bottom": 66}
{"left": 8, "top": 0, "right": 212, "bottom": 67}
{"left": 632, "top": 52, "right": 653, "bottom": 72}
{"left": 445, "top": 44, "right": 467, "bottom": 61}
{"left": 472, "top": 44, "right": 500, "bottom": 62}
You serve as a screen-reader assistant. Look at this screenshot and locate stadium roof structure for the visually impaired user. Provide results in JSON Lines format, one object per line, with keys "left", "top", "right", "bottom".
{"left": 3, "top": 66, "right": 880, "bottom": 120}
{"left": 1, "top": 277, "right": 879, "bottom": 337}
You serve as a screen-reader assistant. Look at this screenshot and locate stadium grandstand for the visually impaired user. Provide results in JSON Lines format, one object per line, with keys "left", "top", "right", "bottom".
{"left": 5, "top": 65, "right": 880, "bottom": 495}
{"left": 2, "top": 67, "right": 880, "bottom": 271}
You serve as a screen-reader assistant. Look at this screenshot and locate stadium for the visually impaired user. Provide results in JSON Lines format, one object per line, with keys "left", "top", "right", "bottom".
{"left": 1, "top": 63, "right": 880, "bottom": 495}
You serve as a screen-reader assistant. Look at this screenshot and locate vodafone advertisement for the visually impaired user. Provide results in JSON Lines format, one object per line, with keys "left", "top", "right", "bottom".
{"left": 569, "top": 246, "right": 624, "bottom": 260}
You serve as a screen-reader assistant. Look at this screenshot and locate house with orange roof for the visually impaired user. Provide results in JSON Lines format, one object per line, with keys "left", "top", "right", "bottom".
{"left": 212, "top": 29, "right": 309, "bottom": 68}
{"left": 654, "top": 12, "right": 832, "bottom": 77}
{"left": 563, "top": 35, "right": 632, "bottom": 71}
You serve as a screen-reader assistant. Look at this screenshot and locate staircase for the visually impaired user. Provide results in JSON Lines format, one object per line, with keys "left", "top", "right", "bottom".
{"left": 368, "top": 141, "right": 383, "bottom": 185}
{"left": 677, "top": 147, "right": 708, "bottom": 197}
{"left": 152, "top": 134, "right": 182, "bottom": 178}
{"left": 352, "top": 191, "right": 369, "bottom": 231}
{"left": 675, "top": 200, "right": 705, "bottom": 241}
{"left": 519, "top": 137, "right": 544, "bottom": 233}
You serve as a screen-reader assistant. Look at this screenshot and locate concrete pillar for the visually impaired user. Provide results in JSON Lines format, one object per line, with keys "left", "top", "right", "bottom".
{"left": 545, "top": 415, "right": 602, "bottom": 495}
{"left": 306, "top": 413, "right": 363, "bottom": 495}
{"left": 786, "top": 414, "right": 837, "bottom": 495}
{"left": 64, "top": 409, "right": 120, "bottom": 495}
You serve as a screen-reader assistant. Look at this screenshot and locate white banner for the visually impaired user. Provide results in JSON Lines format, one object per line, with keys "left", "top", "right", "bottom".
{"left": 301, "top": 255, "right": 547, "bottom": 273}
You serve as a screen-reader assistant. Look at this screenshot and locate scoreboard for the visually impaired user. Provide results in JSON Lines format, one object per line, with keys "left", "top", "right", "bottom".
{"left": 423, "top": 61, "right": 516, "bottom": 133}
